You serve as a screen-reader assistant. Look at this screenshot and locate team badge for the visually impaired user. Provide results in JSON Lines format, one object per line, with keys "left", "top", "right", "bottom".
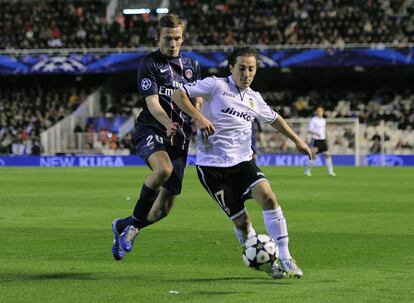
{"left": 185, "top": 69, "right": 193, "bottom": 79}
{"left": 249, "top": 98, "right": 254, "bottom": 108}
{"left": 141, "top": 78, "right": 152, "bottom": 91}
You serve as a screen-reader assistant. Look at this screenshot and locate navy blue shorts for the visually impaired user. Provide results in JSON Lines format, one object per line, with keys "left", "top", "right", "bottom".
{"left": 133, "top": 128, "right": 188, "bottom": 195}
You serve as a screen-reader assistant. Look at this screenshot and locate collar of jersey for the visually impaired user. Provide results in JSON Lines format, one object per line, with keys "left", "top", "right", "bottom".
{"left": 157, "top": 49, "right": 182, "bottom": 60}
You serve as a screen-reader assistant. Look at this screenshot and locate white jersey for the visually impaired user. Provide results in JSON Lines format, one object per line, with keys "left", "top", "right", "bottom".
{"left": 181, "top": 76, "right": 278, "bottom": 167}
{"left": 308, "top": 116, "right": 326, "bottom": 140}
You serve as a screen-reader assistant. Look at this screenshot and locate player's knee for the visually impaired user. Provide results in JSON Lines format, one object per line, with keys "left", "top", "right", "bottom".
{"left": 261, "top": 193, "right": 278, "bottom": 209}
{"left": 153, "top": 165, "right": 173, "bottom": 183}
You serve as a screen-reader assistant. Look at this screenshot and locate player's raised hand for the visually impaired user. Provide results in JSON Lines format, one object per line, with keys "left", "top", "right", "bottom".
{"left": 295, "top": 140, "right": 314, "bottom": 160}
{"left": 196, "top": 115, "right": 215, "bottom": 139}
{"left": 166, "top": 121, "right": 179, "bottom": 138}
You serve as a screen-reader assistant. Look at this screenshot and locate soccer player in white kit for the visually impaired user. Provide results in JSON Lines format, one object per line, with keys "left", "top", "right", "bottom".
{"left": 172, "top": 46, "right": 313, "bottom": 279}
{"left": 304, "top": 106, "right": 336, "bottom": 177}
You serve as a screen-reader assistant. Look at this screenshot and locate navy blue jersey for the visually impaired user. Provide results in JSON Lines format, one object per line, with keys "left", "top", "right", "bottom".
{"left": 137, "top": 50, "right": 201, "bottom": 150}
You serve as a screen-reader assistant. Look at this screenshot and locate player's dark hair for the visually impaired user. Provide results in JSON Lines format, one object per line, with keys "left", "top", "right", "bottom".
{"left": 227, "top": 45, "right": 259, "bottom": 67}
{"left": 156, "top": 14, "right": 184, "bottom": 40}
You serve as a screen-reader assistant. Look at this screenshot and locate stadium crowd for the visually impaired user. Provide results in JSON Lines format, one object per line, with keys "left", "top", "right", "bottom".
{"left": 0, "top": 86, "right": 93, "bottom": 155}
{"left": 260, "top": 88, "right": 414, "bottom": 154}
{"left": 1, "top": 0, "right": 414, "bottom": 155}
{"left": 2, "top": 85, "right": 413, "bottom": 155}
{"left": 1, "top": 0, "right": 414, "bottom": 49}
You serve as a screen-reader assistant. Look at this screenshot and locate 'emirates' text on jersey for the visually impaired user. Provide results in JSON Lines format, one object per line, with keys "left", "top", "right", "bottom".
{"left": 308, "top": 116, "right": 326, "bottom": 140}
{"left": 137, "top": 50, "right": 201, "bottom": 149}
{"left": 182, "top": 76, "right": 278, "bottom": 167}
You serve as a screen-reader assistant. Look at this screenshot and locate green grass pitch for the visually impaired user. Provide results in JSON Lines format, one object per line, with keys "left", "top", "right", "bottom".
{"left": 0, "top": 166, "right": 413, "bottom": 303}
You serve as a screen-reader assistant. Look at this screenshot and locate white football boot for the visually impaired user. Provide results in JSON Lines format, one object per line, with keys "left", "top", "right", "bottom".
{"left": 280, "top": 259, "right": 303, "bottom": 278}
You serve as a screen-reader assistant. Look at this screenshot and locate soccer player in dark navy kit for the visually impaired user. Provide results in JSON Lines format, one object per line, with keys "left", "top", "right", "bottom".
{"left": 111, "top": 14, "right": 201, "bottom": 260}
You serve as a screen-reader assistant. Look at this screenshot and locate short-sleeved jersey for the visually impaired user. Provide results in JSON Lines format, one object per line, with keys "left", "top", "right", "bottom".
{"left": 308, "top": 116, "right": 326, "bottom": 140}
{"left": 136, "top": 50, "right": 201, "bottom": 150}
{"left": 181, "top": 76, "right": 278, "bottom": 167}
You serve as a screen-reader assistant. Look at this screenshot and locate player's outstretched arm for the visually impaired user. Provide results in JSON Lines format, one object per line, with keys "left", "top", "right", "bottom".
{"left": 172, "top": 89, "right": 215, "bottom": 138}
{"left": 145, "top": 94, "right": 178, "bottom": 137}
{"left": 271, "top": 115, "right": 314, "bottom": 160}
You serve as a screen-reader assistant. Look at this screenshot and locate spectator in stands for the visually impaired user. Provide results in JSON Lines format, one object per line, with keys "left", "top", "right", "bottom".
{"left": 31, "top": 136, "right": 42, "bottom": 155}
{"left": 0, "top": 85, "right": 95, "bottom": 155}
{"left": 1, "top": 0, "right": 414, "bottom": 49}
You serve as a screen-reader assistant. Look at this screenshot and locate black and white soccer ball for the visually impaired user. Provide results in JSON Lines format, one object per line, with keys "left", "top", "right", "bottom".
{"left": 242, "top": 234, "right": 278, "bottom": 271}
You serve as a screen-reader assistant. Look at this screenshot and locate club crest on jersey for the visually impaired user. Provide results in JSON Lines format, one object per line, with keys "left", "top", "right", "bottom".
{"left": 249, "top": 98, "right": 254, "bottom": 108}
{"left": 185, "top": 69, "right": 193, "bottom": 79}
{"left": 221, "top": 107, "right": 252, "bottom": 121}
{"left": 141, "top": 78, "right": 152, "bottom": 91}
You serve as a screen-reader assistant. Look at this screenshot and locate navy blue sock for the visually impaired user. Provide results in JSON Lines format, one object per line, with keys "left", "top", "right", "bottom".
{"left": 116, "top": 215, "right": 154, "bottom": 233}
{"left": 131, "top": 184, "right": 159, "bottom": 228}
{"left": 116, "top": 216, "right": 132, "bottom": 234}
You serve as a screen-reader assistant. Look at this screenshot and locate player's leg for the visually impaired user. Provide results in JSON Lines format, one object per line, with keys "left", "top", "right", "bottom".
{"left": 146, "top": 188, "right": 176, "bottom": 223}
{"left": 132, "top": 150, "right": 173, "bottom": 226}
{"left": 115, "top": 189, "right": 176, "bottom": 258}
{"left": 145, "top": 147, "right": 186, "bottom": 223}
{"left": 305, "top": 144, "right": 318, "bottom": 177}
{"left": 323, "top": 152, "right": 336, "bottom": 176}
{"left": 231, "top": 210, "right": 284, "bottom": 279}
{"left": 119, "top": 146, "right": 187, "bottom": 253}
{"left": 196, "top": 165, "right": 256, "bottom": 245}
{"left": 112, "top": 130, "right": 173, "bottom": 259}
{"left": 232, "top": 211, "right": 257, "bottom": 245}
{"left": 116, "top": 150, "right": 172, "bottom": 252}
{"left": 197, "top": 163, "right": 284, "bottom": 279}
{"left": 251, "top": 180, "right": 303, "bottom": 278}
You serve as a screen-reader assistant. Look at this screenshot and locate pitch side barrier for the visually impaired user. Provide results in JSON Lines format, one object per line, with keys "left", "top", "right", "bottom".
{"left": 1, "top": 154, "right": 414, "bottom": 167}
{"left": 2, "top": 45, "right": 414, "bottom": 75}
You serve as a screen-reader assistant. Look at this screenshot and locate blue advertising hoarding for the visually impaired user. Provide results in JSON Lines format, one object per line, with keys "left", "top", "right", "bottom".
{"left": 1, "top": 154, "right": 414, "bottom": 167}
{"left": 1, "top": 47, "right": 414, "bottom": 75}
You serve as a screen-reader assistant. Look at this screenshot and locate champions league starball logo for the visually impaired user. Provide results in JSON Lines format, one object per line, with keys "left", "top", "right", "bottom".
{"left": 31, "top": 56, "right": 86, "bottom": 73}
{"left": 184, "top": 69, "right": 193, "bottom": 79}
{"left": 141, "top": 78, "right": 152, "bottom": 91}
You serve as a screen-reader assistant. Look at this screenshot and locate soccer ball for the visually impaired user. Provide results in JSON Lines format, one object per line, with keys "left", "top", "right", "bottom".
{"left": 242, "top": 234, "right": 278, "bottom": 271}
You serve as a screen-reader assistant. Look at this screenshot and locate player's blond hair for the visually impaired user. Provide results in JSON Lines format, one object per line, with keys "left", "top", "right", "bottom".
{"left": 156, "top": 14, "right": 185, "bottom": 40}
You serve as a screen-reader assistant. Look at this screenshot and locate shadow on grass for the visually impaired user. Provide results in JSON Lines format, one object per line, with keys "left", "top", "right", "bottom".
{"left": 160, "top": 276, "right": 292, "bottom": 285}
{"left": 181, "top": 290, "right": 252, "bottom": 296}
{"left": 1, "top": 272, "right": 97, "bottom": 282}
{"left": 1, "top": 272, "right": 292, "bottom": 286}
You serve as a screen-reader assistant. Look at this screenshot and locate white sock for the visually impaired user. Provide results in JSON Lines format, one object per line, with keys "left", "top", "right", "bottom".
{"left": 233, "top": 223, "right": 256, "bottom": 245}
{"left": 326, "top": 157, "right": 334, "bottom": 175}
{"left": 305, "top": 159, "right": 313, "bottom": 174}
{"left": 262, "top": 207, "right": 292, "bottom": 260}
